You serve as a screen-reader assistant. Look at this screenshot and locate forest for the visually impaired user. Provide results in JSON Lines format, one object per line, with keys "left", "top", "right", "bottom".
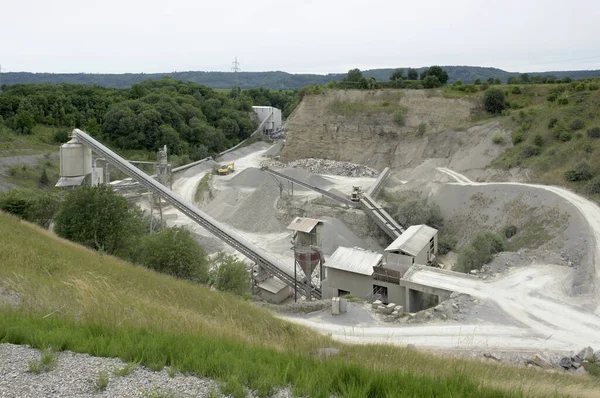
{"left": 3, "top": 67, "right": 600, "bottom": 89}
{"left": 0, "top": 78, "right": 297, "bottom": 161}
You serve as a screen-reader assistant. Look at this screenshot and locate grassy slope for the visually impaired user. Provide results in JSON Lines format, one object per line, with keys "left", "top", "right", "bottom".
{"left": 1, "top": 214, "right": 599, "bottom": 397}
{"left": 441, "top": 83, "right": 600, "bottom": 201}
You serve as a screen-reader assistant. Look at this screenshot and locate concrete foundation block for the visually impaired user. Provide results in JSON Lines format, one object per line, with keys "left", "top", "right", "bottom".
{"left": 372, "top": 300, "right": 382, "bottom": 309}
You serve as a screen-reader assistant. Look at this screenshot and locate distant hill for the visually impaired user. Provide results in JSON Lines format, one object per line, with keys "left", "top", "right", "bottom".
{"left": 2, "top": 66, "right": 600, "bottom": 90}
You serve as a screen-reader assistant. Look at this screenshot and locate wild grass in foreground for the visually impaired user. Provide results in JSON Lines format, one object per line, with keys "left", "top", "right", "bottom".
{"left": 0, "top": 311, "right": 523, "bottom": 398}
{"left": 0, "top": 214, "right": 597, "bottom": 397}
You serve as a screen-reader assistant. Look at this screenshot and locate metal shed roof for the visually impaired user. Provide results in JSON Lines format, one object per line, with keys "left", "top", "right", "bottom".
{"left": 257, "top": 277, "right": 287, "bottom": 294}
{"left": 325, "top": 247, "right": 382, "bottom": 276}
{"left": 385, "top": 225, "right": 438, "bottom": 256}
{"left": 286, "top": 217, "right": 322, "bottom": 233}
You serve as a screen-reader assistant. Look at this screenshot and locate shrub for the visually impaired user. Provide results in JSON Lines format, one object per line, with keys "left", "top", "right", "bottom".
{"left": 511, "top": 131, "right": 524, "bottom": 145}
{"left": 453, "top": 79, "right": 463, "bottom": 86}
{"left": 570, "top": 119, "right": 585, "bottom": 131}
{"left": 511, "top": 86, "right": 522, "bottom": 94}
{"left": 54, "top": 185, "right": 145, "bottom": 256}
{"left": 588, "top": 176, "right": 600, "bottom": 194}
{"left": 547, "top": 93, "right": 557, "bottom": 102}
{"left": 589, "top": 83, "right": 599, "bottom": 91}
{"left": 464, "top": 84, "right": 478, "bottom": 93}
{"left": 480, "top": 82, "right": 490, "bottom": 91}
{"left": 455, "top": 232, "right": 505, "bottom": 273}
{"left": 483, "top": 88, "right": 506, "bottom": 114}
{"left": 210, "top": 252, "right": 249, "bottom": 296}
{"left": 393, "top": 200, "right": 444, "bottom": 230}
{"left": 548, "top": 118, "right": 558, "bottom": 128}
{"left": 533, "top": 134, "right": 544, "bottom": 147}
{"left": 474, "top": 78, "right": 482, "bottom": 85}
{"left": 521, "top": 145, "right": 541, "bottom": 158}
{"left": 575, "top": 83, "right": 586, "bottom": 92}
{"left": 503, "top": 225, "right": 518, "bottom": 239}
{"left": 437, "top": 234, "right": 457, "bottom": 255}
{"left": 558, "top": 131, "right": 572, "bottom": 142}
{"left": 564, "top": 160, "right": 593, "bottom": 182}
{"left": 492, "top": 134, "right": 505, "bottom": 145}
{"left": 423, "top": 75, "right": 441, "bottom": 88}
{"left": 138, "top": 226, "right": 209, "bottom": 283}
{"left": 393, "top": 111, "right": 405, "bottom": 126}
{"left": 417, "top": 122, "right": 427, "bottom": 136}
{"left": 558, "top": 98, "right": 569, "bottom": 105}
{"left": 587, "top": 127, "right": 600, "bottom": 138}
{"left": 0, "top": 189, "right": 61, "bottom": 229}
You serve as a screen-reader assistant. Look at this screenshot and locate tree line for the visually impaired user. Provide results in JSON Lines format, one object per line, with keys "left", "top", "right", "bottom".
{"left": 0, "top": 79, "right": 298, "bottom": 161}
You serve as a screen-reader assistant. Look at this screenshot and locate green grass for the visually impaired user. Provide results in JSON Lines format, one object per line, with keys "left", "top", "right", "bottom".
{"left": 6, "top": 158, "right": 60, "bottom": 189}
{"left": 194, "top": 173, "right": 212, "bottom": 203}
{"left": 1, "top": 213, "right": 599, "bottom": 397}
{"left": 27, "top": 347, "right": 57, "bottom": 374}
{"left": 114, "top": 361, "right": 138, "bottom": 377}
{"left": 0, "top": 125, "right": 63, "bottom": 156}
{"left": 94, "top": 370, "right": 109, "bottom": 392}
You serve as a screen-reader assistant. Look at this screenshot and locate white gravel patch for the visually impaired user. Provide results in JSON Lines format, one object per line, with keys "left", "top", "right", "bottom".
{"left": 0, "top": 344, "right": 294, "bottom": 398}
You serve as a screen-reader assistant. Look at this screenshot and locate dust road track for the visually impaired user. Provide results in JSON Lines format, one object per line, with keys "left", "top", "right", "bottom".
{"left": 284, "top": 168, "right": 600, "bottom": 353}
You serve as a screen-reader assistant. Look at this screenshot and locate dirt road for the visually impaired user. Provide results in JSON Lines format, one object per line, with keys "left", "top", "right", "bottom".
{"left": 285, "top": 168, "right": 600, "bottom": 354}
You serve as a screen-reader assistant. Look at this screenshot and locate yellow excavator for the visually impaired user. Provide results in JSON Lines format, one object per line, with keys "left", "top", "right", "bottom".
{"left": 217, "top": 162, "right": 235, "bottom": 175}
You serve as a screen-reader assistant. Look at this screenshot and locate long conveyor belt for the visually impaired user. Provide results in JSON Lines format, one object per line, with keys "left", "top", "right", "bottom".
{"left": 72, "top": 129, "right": 321, "bottom": 299}
{"left": 360, "top": 193, "right": 404, "bottom": 240}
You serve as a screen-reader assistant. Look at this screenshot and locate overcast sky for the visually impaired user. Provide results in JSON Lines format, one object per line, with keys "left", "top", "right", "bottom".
{"left": 2, "top": 0, "right": 600, "bottom": 74}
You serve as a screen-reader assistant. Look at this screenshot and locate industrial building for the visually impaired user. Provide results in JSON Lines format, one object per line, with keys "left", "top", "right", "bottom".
{"left": 321, "top": 225, "right": 441, "bottom": 312}
{"left": 252, "top": 106, "right": 282, "bottom": 135}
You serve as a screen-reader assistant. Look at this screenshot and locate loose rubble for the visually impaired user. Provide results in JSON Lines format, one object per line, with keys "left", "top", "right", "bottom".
{"left": 371, "top": 300, "right": 403, "bottom": 322}
{"left": 263, "top": 158, "right": 379, "bottom": 177}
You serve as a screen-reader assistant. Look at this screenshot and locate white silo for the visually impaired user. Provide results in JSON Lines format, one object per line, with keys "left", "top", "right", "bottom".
{"left": 57, "top": 137, "right": 92, "bottom": 187}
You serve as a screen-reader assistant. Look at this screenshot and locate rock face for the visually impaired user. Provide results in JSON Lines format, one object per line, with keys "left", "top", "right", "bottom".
{"left": 282, "top": 90, "right": 508, "bottom": 172}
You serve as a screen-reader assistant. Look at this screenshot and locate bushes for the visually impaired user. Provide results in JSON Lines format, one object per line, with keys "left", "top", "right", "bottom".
{"left": 588, "top": 127, "right": 600, "bottom": 138}
{"left": 564, "top": 161, "right": 593, "bottom": 182}
{"left": 511, "top": 86, "right": 522, "bottom": 94}
{"left": 392, "top": 200, "right": 444, "bottom": 230}
{"left": 520, "top": 145, "right": 541, "bottom": 158}
{"left": 0, "top": 189, "right": 61, "bottom": 229}
{"left": 503, "top": 225, "right": 518, "bottom": 239}
{"left": 422, "top": 75, "right": 441, "bottom": 89}
{"left": 492, "top": 134, "right": 505, "bottom": 145}
{"left": 547, "top": 93, "right": 557, "bottom": 102}
{"left": 548, "top": 117, "right": 558, "bottom": 129}
{"left": 416, "top": 123, "right": 426, "bottom": 136}
{"left": 483, "top": 88, "right": 506, "bottom": 114}
{"left": 588, "top": 176, "right": 600, "bottom": 194}
{"left": 138, "top": 226, "right": 209, "bottom": 283}
{"left": 570, "top": 119, "right": 585, "bottom": 131}
{"left": 437, "top": 234, "right": 457, "bottom": 255}
{"left": 211, "top": 252, "right": 249, "bottom": 296}
{"left": 455, "top": 232, "right": 505, "bottom": 274}
{"left": 511, "top": 131, "right": 524, "bottom": 145}
{"left": 393, "top": 110, "right": 406, "bottom": 126}
{"left": 54, "top": 185, "right": 146, "bottom": 256}
{"left": 558, "top": 98, "right": 569, "bottom": 105}
{"left": 533, "top": 134, "right": 544, "bottom": 147}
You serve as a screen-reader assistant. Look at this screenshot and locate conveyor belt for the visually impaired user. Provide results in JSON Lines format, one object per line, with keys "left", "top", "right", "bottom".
{"left": 72, "top": 129, "right": 321, "bottom": 299}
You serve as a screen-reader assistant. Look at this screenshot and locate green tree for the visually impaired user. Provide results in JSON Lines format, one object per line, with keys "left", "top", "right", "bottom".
{"left": 0, "top": 189, "right": 61, "bottom": 229}
{"left": 494, "top": 78, "right": 502, "bottom": 85}
{"left": 390, "top": 68, "right": 405, "bottom": 81}
{"left": 54, "top": 185, "right": 145, "bottom": 256}
{"left": 344, "top": 68, "right": 364, "bottom": 83}
{"left": 422, "top": 75, "right": 441, "bottom": 88}
{"left": 211, "top": 252, "right": 249, "bottom": 295}
{"left": 483, "top": 88, "right": 506, "bottom": 114}
{"left": 138, "top": 226, "right": 209, "bottom": 283}
{"left": 39, "top": 168, "right": 49, "bottom": 188}
{"left": 474, "top": 78, "right": 482, "bottom": 85}
{"left": 13, "top": 110, "right": 35, "bottom": 134}
{"left": 407, "top": 68, "right": 419, "bottom": 80}
{"left": 420, "top": 66, "right": 449, "bottom": 84}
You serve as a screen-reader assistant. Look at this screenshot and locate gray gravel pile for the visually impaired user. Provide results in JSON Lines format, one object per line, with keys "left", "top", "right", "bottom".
{"left": 277, "top": 168, "right": 333, "bottom": 189}
{"left": 320, "top": 217, "right": 369, "bottom": 255}
{"left": 0, "top": 344, "right": 294, "bottom": 398}
{"left": 217, "top": 180, "right": 284, "bottom": 234}
{"left": 264, "top": 158, "right": 378, "bottom": 177}
{"left": 227, "top": 167, "right": 270, "bottom": 188}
